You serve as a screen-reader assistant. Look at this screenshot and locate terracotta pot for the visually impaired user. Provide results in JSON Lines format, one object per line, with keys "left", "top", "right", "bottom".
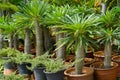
{"left": 4, "top": 68, "right": 16, "bottom": 75}
{"left": 93, "top": 51, "right": 117, "bottom": 62}
{"left": 90, "top": 62, "right": 118, "bottom": 80}
{"left": 84, "top": 58, "right": 95, "bottom": 67}
{"left": 112, "top": 55, "right": 120, "bottom": 77}
{"left": 64, "top": 67, "right": 94, "bottom": 80}
{"left": 93, "top": 51, "right": 104, "bottom": 62}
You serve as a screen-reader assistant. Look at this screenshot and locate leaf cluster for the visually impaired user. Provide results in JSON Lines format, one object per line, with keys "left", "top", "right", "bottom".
{"left": 43, "top": 59, "right": 66, "bottom": 73}
{"left": 0, "top": 48, "right": 20, "bottom": 57}
{"left": 13, "top": 52, "right": 33, "bottom": 64}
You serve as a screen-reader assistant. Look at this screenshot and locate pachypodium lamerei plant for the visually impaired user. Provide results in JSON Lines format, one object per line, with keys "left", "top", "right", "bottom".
{"left": 12, "top": 0, "right": 49, "bottom": 56}
{"left": 96, "top": 6, "right": 120, "bottom": 68}
{"left": 55, "top": 13, "right": 99, "bottom": 74}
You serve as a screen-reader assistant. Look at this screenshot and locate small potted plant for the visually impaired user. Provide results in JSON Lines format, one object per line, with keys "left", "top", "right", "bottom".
{"left": 0, "top": 48, "right": 20, "bottom": 75}
{"left": 13, "top": 52, "right": 33, "bottom": 76}
{"left": 54, "top": 13, "right": 98, "bottom": 80}
{"left": 43, "top": 59, "right": 67, "bottom": 80}
{"left": 90, "top": 6, "right": 120, "bottom": 80}
{"left": 28, "top": 53, "right": 49, "bottom": 80}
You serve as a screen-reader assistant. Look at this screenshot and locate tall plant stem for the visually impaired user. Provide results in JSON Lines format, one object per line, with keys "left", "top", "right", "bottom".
{"left": 75, "top": 45, "right": 85, "bottom": 74}
{"left": 24, "top": 28, "right": 31, "bottom": 54}
{"left": 35, "top": 19, "right": 44, "bottom": 56}
{"left": 104, "top": 42, "right": 112, "bottom": 68}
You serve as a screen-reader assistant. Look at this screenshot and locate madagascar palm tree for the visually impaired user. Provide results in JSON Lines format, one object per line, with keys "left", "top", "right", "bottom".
{"left": 12, "top": 0, "right": 48, "bottom": 56}
{"left": 56, "top": 13, "right": 99, "bottom": 74}
{"left": 44, "top": 5, "right": 77, "bottom": 59}
{"left": 96, "top": 7, "right": 120, "bottom": 68}
{"left": 0, "top": 17, "right": 4, "bottom": 49}
{"left": 0, "top": 16, "right": 19, "bottom": 48}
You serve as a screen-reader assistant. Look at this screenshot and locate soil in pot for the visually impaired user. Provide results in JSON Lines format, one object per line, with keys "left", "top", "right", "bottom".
{"left": 90, "top": 62, "right": 118, "bottom": 80}
{"left": 64, "top": 67, "right": 94, "bottom": 80}
{"left": 85, "top": 50, "right": 94, "bottom": 58}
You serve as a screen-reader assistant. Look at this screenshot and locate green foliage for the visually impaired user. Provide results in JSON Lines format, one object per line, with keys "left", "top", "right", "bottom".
{"left": 43, "top": 59, "right": 66, "bottom": 73}
{"left": 0, "top": 16, "right": 19, "bottom": 36}
{"left": 53, "top": 13, "right": 99, "bottom": 74}
{"left": 45, "top": 0, "right": 80, "bottom": 6}
{"left": 56, "top": 14, "right": 99, "bottom": 50}
{"left": 0, "top": 48, "right": 20, "bottom": 66}
{"left": 96, "top": 6, "right": 120, "bottom": 45}
{"left": 28, "top": 53, "right": 50, "bottom": 70}
{"left": 4, "top": 74, "right": 24, "bottom": 80}
{"left": 13, "top": 52, "right": 33, "bottom": 64}
{"left": 0, "top": 2, "right": 18, "bottom": 11}
{"left": 44, "top": 5, "right": 75, "bottom": 25}
{"left": 99, "top": 6, "right": 120, "bottom": 28}
{"left": 0, "top": 48, "right": 20, "bottom": 57}
{"left": 94, "top": 6, "right": 120, "bottom": 68}
{"left": 12, "top": 0, "right": 49, "bottom": 27}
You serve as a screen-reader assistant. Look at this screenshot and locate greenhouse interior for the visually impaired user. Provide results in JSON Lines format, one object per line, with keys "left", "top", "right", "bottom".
{"left": 0, "top": 0, "right": 120, "bottom": 80}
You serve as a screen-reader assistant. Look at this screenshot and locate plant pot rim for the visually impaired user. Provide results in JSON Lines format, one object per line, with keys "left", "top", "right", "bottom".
{"left": 43, "top": 69, "right": 65, "bottom": 74}
{"left": 112, "top": 55, "right": 120, "bottom": 62}
{"left": 64, "top": 67, "right": 94, "bottom": 77}
{"left": 84, "top": 58, "right": 95, "bottom": 65}
{"left": 90, "top": 62, "right": 118, "bottom": 70}
{"left": 93, "top": 51, "right": 104, "bottom": 57}
{"left": 34, "top": 66, "right": 45, "bottom": 70}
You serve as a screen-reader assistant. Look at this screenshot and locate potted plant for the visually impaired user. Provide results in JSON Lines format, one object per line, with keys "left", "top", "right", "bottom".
{"left": 0, "top": 48, "right": 20, "bottom": 75}
{"left": 43, "top": 59, "right": 67, "bottom": 80}
{"left": 54, "top": 13, "right": 98, "bottom": 80}
{"left": 90, "top": 6, "right": 120, "bottom": 80}
{"left": 28, "top": 53, "right": 49, "bottom": 80}
{"left": 13, "top": 52, "right": 33, "bottom": 76}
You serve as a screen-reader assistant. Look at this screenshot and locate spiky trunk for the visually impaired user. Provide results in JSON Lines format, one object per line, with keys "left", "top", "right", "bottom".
{"left": 43, "top": 27, "right": 51, "bottom": 51}
{"left": 75, "top": 45, "right": 85, "bottom": 74}
{"left": 24, "top": 0, "right": 28, "bottom": 3}
{"left": 56, "top": 33, "right": 65, "bottom": 60}
{"left": 0, "top": 9, "right": 3, "bottom": 16}
{"left": 35, "top": 19, "right": 44, "bottom": 56}
{"left": 13, "top": 33, "right": 19, "bottom": 50}
{"left": 101, "top": 3, "right": 107, "bottom": 14}
{"left": 24, "top": 28, "right": 31, "bottom": 54}
{"left": 117, "top": 0, "right": 120, "bottom": 6}
{"left": 104, "top": 42, "right": 112, "bottom": 68}
{"left": 9, "top": 33, "right": 14, "bottom": 48}
{"left": 0, "top": 34, "right": 3, "bottom": 49}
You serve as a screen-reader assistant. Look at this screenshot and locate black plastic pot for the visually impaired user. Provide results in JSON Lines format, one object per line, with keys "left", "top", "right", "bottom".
{"left": 43, "top": 70, "right": 64, "bottom": 80}
{"left": 4, "top": 62, "right": 16, "bottom": 69}
{"left": 18, "top": 63, "right": 33, "bottom": 75}
{"left": 34, "top": 67, "right": 47, "bottom": 80}
{"left": 2, "top": 57, "right": 16, "bottom": 69}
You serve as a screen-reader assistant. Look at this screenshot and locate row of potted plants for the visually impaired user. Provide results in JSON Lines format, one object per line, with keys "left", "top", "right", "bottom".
{"left": 0, "top": 1, "right": 120, "bottom": 80}
{"left": 0, "top": 48, "right": 69, "bottom": 80}
{"left": 0, "top": 48, "right": 119, "bottom": 80}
